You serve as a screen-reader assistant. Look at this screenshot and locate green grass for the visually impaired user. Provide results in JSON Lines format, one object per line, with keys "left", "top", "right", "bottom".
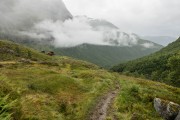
{"left": 0, "top": 40, "right": 179, "bottom": 120}
{"left": 0, "top": 56, "right": 116, "bottom": 120}
{"left": 0, "top": 40, "right": 51, "bottom": 61}
{"left": 108, "top": 75, "right": 180, "bottom": 120}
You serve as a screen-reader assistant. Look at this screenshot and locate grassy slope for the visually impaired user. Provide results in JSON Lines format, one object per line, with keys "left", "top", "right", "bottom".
{"left": 112, "top": 37, "right": 180, "bottom": 87}
{"left": 0, "top": 40, "right": 51, "bottom": 61}
{"left": 0, "top": 40, "right": 179, "bottom": 120}
{"left": 108, "top": 75, "right": 180, "bottom": 120}
{"left": 0, "top": 57, "right": 117, "bottom": 120}
{"left": 0, "top": 40, "right": 117, "bottom": 120}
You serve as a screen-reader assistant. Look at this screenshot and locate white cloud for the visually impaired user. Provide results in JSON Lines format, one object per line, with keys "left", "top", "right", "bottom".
{"left": 64, "top": 0, "right": 180, "bottom": 37}
{"left": 141, "top": 43, "right": 155, "bottom": 48}
{"left": 0, "top": 0, "right": 140, "bottom": 47}
{"left": 33, "top": 18, "right": 104, "bottom": 47}
{"left": 24, "top": 17, "right": 138, "bottom": 47}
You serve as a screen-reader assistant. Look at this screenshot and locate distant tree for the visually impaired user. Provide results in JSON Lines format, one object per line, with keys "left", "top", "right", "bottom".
{"left": 167, "top": 54, "right": 180, "bottom": 86}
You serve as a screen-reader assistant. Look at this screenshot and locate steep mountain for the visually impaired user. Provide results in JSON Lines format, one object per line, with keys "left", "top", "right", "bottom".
{"left": 0, "top": 40, "right": 179, "bottom": 120}
{"left": 75, "top": 16, "right": 118, "bottom": 30}
{"left": 0, "top": 3, "right": 163, "bottom": 68}
{"left": 141, "top": 36, "right": 177, "bottom": 46}
{"left": 0, "top": 0, "right": 72, "bottom": 31}
{"left": 0, "top": 16, "right": 163, "bottom": 68}
{"left": 53, "top": 41, "right": 162, "bottom": 68}
{"left": 0, "top": 0, "right": 73, "bottom": 43}
{"left": 112, "top": 37, "right": 180, "bottom": 87}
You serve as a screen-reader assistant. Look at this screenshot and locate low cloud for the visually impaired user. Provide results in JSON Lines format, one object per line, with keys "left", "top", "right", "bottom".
{"left": 141, "top": 43, "right": 155, "bottom": 48}
{"left": 0, "top": 0, "right": 139, "bottom": 47}
{"left": 21, "top": 17, "right": 139, "bottom": 47}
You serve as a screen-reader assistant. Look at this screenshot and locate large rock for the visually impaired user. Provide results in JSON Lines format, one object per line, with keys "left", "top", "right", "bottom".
{"left": 154, "top": 98, "right": 180, "bottom": 120}
{"left": 175, "top": 111, "right": 180, "bottom": 120}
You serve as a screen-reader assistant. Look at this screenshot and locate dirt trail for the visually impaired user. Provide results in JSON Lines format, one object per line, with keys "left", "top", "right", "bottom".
{"left": 89, "top": 86, "right": 120, "bottom": 120}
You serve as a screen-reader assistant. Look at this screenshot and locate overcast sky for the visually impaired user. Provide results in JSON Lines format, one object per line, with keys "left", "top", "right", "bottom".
{"left": 63, "top": 0, "right": 180, "bottom": 37}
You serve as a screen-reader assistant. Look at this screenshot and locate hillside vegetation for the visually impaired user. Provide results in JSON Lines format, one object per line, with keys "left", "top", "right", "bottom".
{"left": 0, "top": 33, "right": 163, "bottom": 68}
{"left": 108, "top": 75, "right": 180, "bottom": 120}
{"left": 0, "top": 40, "right": 51, "bottom": 61}
{"left": 0, "top": 40, "right": 117, "bottom": 120}
{"left": 0, "top": 40, "right": 179, "bottom": 120}
{"left": 54, "top": 41, "right": 162, "bottom": 68}
{"left": 112, "top": 37, "right": 180, "bottom": 87}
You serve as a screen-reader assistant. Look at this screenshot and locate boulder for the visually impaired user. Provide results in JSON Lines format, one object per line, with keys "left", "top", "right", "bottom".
{"left": 175, "top": 111, "right": 180, "bottom": 120}
{"left": 154, "top": 98, "right": 180, "bottom": 120}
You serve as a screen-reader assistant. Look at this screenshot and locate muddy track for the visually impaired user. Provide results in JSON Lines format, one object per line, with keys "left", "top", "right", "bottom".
{"left": 89, "top": 86, "right": 120, "bottom": 120}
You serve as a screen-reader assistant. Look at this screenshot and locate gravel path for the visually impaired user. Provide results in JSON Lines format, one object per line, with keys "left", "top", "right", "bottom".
{"left": 89, "top": 86, "right": 120, "bottom": 120}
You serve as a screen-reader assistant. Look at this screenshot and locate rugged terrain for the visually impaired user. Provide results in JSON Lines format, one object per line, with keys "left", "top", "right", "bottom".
{"left": 0, "top": 40, "right": 179, "bottom": 120}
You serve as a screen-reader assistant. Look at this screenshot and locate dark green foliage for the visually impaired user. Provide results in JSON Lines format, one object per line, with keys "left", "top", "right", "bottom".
{"left": 0, "top": 95, "right": 15, "bottom": 120}
{"left": 112, "top": 37, "right": 180, "bottom": 87}
{"left": 54, "top": 43, "right": 162, "bottom": 68}
{"left": 167, "top": 54, "right": 180, "bottom": 86}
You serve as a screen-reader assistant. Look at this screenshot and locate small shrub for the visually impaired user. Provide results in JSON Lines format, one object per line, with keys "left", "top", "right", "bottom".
{"left": 129, "top": 85, "right": 139, "bottom": 95}
{"left": 59, "top": 102, "right": 67, "bottom": 113}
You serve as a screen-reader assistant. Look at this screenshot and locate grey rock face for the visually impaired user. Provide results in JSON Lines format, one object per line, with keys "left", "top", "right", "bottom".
{"left": 154, "top": 98, "right": 180, "bottom": 120}
{"left": 175, "top": 111, "right": 180, "bottom": 120}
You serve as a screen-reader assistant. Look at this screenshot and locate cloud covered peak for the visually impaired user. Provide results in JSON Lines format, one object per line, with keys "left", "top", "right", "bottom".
{"left": 0, "top": 0, "right": 156, "bottom": 48}
{"left": 0, "top": 0, "right": 72, "bottom": 31}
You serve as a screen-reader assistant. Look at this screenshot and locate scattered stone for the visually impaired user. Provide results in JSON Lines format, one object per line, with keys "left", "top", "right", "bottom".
{"left": 19, "top": 58, "right": 31, "bottom": 64}
{"left": 154, "top": 98, "right": 180, "bottom": 120}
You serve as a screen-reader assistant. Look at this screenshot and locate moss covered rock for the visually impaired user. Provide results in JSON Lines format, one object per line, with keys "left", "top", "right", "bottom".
{"left": 154, "top": 98, "right": 180, "bottom": 120}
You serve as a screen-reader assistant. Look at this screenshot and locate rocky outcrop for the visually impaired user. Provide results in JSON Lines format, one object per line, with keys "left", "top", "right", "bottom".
{"left": 154, "top": 98, "right": 180, "bottom": 120}
{"left": 175, "top": 111, "right": 180, "bottom": 120}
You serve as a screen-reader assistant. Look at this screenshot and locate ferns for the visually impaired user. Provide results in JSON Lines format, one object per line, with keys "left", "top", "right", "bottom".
{"left": 0, "top": 95, "right": 16, "bottom": 120}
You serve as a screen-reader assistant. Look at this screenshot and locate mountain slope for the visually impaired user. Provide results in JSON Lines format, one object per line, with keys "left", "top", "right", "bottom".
{"left": 54, "top": 42, "right": 162, "bottom": 68}
{"left": 112, "top": 37, "right": 180, "bottom": 87}
{"left": 141, "top": 36, "right": 177, "bottom": 46}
